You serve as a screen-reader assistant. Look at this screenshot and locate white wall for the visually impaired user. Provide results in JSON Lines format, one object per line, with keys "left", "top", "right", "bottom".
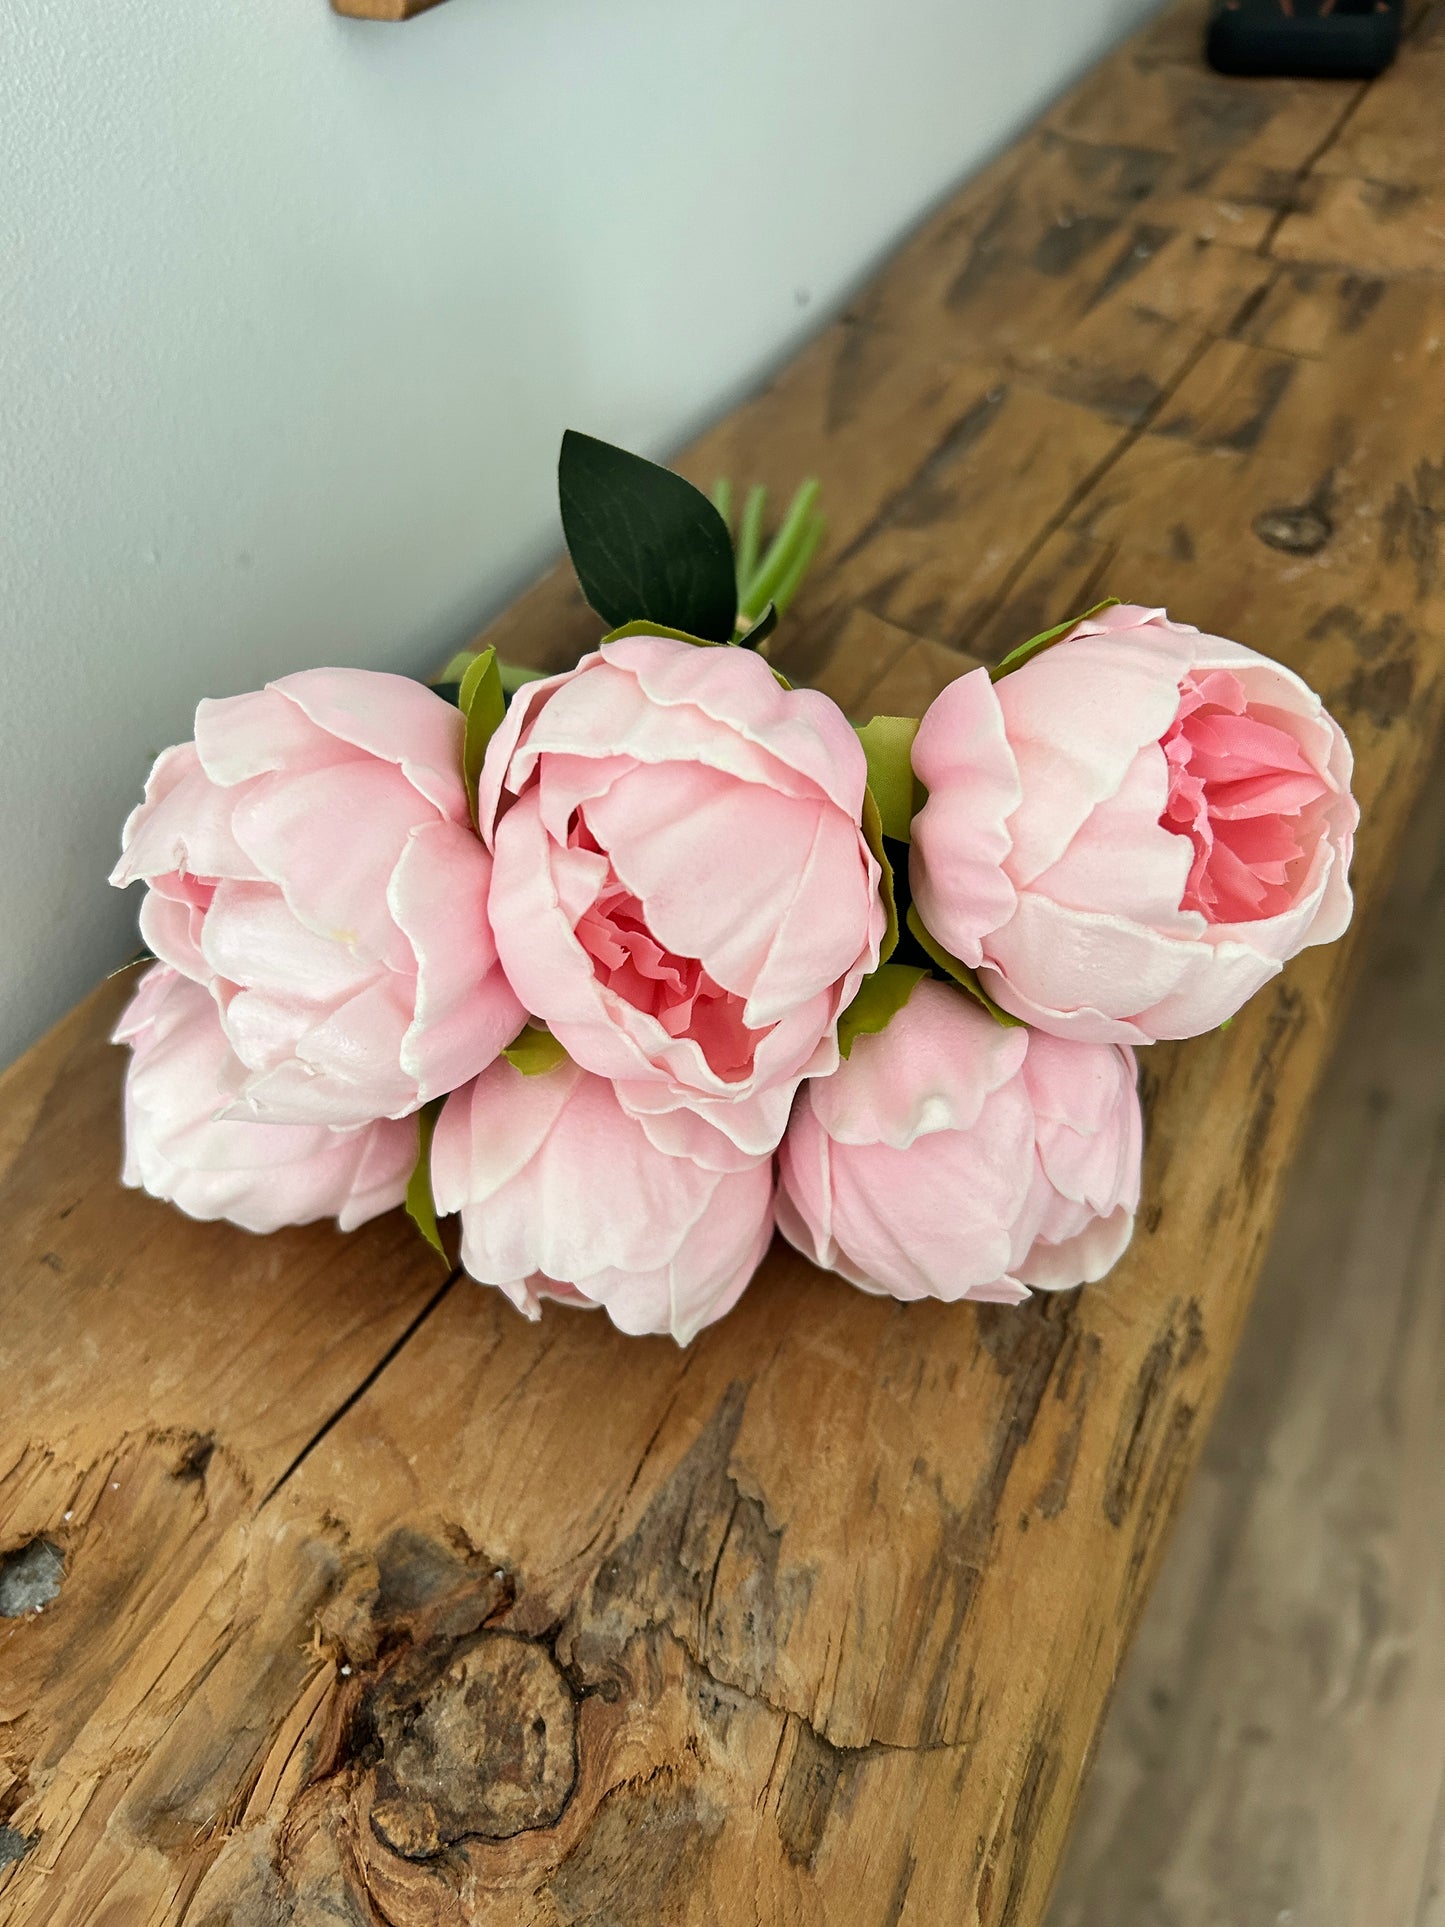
{"left": 1, "top": 0, "right": 1162, "bottom": 1067}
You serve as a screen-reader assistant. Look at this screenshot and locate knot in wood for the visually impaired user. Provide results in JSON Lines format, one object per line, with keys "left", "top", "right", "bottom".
{"left": 0, "top": 1539, "right": 64, "bottom": 1617}
{"left": 1253, "top": 504, "right": 1333, "bottom": 556}
{"left": 367, "top": 1630, "right": 576, "bottom": 1860}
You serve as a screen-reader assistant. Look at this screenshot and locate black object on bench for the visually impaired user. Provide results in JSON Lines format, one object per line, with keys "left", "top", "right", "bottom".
{"left": 1206, "top": 0, "right": 1403, "bottom": 77}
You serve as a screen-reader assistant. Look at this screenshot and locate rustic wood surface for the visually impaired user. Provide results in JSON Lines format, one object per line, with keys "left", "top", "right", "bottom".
{"left": 1047, "top": 740, "right": 1445, "bottom": 1927}
{"left": 3, "top": 3, "right": 1444, "bottom": 1920}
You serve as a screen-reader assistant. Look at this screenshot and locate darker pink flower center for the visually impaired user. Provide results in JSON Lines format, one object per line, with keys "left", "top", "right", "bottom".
{"left": 1160, "top": 670, "right": 1332, "bottom": 925}
{"left": 569, "top": 820, "right": 761, "bottom": 1082}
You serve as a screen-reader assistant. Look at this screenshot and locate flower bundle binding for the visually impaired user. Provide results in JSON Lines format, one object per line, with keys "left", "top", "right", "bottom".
{"left": 110, "top": 433, "right": 1359, "bottom": 1343}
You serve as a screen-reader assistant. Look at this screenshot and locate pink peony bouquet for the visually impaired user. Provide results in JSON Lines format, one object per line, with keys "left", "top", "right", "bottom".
{"left": 110, "top": 434, "right": 1359, "bottom": 1342}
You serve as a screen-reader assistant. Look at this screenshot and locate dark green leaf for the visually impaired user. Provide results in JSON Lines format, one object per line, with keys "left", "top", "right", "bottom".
{"left": 740, "top": 601, "right": 778, "bottom": 650}
{"left": 405, "top": 1100, "right": 447, "bottom": 1260}
{"left": 502, "top": 1026, "right": 570, "bottom": 1076}
{"left": 905, "top": 905, "right": 1023, "bottom": 1026}
{"left": 459, "top": 647, "right": 505, "bottom": 824}
{"left": 860, "top": 788, "right": 899, "bottom": 964}
{"left": 837, "top": 962, "right": 927, "bottom": 1059}
{"left": 991, "top": 598, "right": 1121, "bottom": 680}
{"left": 559, "top": 430, "right": 738, "bottom": 643}
{"left": 855, "top": 715, "right": 922, "bottom": 842}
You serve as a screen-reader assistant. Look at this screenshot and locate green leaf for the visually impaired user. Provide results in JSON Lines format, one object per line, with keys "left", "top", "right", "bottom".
{"left": 599, "top": 617, "right": 723, "bottom": 649}
{"left": 711, "top": 477, "right": 733, "bottom": 531}
{"left": 559, "top": 430, "right": 738, "bottom": 643}
{"left": 459, "top": 647, "right": 505, "bottom": 824}
{"left": 837, "top": 962, "right": 927, "bottom": 1059}
{"left": 405, "top": 1100, "right": 447, "bottom": 1260}
{"left": 855, "top": 715, "right": 922, "bottom": 842}
{"left": 860, "top": 787, "right": 899, "bottom": 964}
{"left": 905, "top": 905, "right": 1023, "bottom": 1027}
{"left": 502, "top": 1025, "right": 570, "bottom": 1076}
{"left": 991, "top": 598, "right": 1120, "bottom": 681}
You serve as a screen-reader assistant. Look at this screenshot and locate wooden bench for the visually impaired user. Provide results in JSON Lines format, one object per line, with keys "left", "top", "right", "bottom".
{"left": 3, "top": 3, "right": 1442, "bottom": 1918}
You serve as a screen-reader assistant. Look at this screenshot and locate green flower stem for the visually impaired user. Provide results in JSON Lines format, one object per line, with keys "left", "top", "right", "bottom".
{"left": 741, "top": 477, "right": 822, "bottom": 620}
{"left": 771, "top": 512, "right": 826, "bottom": 616}
{"left": 735, "top": 485, "right": 768, "bottom": 602}
{"left": 711, "top": 477, "right": 733, "bottom": 531}
{"left": 499, "top": 661, "right": 548, "bottom": 695}
{"left": 435, "top": 651, "right": 547, "bottom": 697}
{"left": 436, "top": 647, "right": 479, "bottom": 684}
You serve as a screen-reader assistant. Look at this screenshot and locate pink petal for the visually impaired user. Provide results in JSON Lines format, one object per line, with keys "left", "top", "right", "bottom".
{"left": 807, "top": 979, "right": 1028, "bottom": 1148}
{"left": 390, "top": 820, "right": 524, "bottom": 1102}
{"left": 1028, "top": 743, "right": 1196, "bottom": 927}
{"left": 997, "top": 624, "right": 1198, "bottom": 886}
{"left": 584, "top": 761, "right": 876, "bottom": 1020}
{"left": 276, "top": 669, "right": 468, "bottom": 820}
{"left": 910, "top": 667, "right": 1021, "bottom": 968}
{"left": 512, "top": 656, "right": 841, "bottom": 810}
{"left": 982, "top": 891, "right": 1205, "bottom": 1030}
{"left": 111, "top": 742, "right": 261, "bottom": 888}
{"left": 195, "top": 686, "right": 347, "bottom": 785}
{"left": 201, "top": 880, "right": 380, "bottom": 1007}
{"left": 138, "top": 888, "right": 211, "bottom": 985}
{"left": 230, "top": 974, "right": 417, "bottom": 1124}
{"left": 227, "top": 761, "right": 433, "bottom": 972}
{"left": 600, "top": 633, "right": 870, "bottom": 815}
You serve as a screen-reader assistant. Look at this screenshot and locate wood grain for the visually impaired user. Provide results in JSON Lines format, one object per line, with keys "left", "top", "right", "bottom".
{"left": 4, "top": 3, "right": 1445, "bottom": 1919}
{"left": 1047, "top": 743, "right": 1445, "bottom": 1927}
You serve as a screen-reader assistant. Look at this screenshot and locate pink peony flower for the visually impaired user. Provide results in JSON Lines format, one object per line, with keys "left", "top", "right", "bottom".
{"left": 110, "top": 669, "right": 523, "bottom": 1125}
{"left": 431, "top": 1054, "right": 775, "bottom": 1344}
{"left": 114, "top": 965, "right": 416, "bottom": 1233}
{"left": 909, "top": 605, "right": 1358, "bottom": 1043}
{"left": 776, "top": 979, "right": 1141, "bottom": 1302}
{"left": 477, "top": 635, "right": 886, "bottom": 1158}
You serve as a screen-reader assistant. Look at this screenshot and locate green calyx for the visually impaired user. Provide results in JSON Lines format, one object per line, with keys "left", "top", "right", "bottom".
{"left": 458, "top": 647, "right": 505, "bottom": 827}
{"left": 836, "top": 962, "right": 928, "bottom": 1059}
{"left": 405, "top": 1100, "right": 447, "bottom": 1260}
{"left": 905, "top": 906, "right": 1022, "bottom": 1028}
{"left": 855, "top": 715, "right": 923, "bottom": 843}
{"left": 990, "top": 598, "right": 1120, "bottom": 680}
{"left": 860, "top": 787, "right": 899, "bottom": 965}
{"left": 501, "top": 1026, "right": 570, "bottom": 1076}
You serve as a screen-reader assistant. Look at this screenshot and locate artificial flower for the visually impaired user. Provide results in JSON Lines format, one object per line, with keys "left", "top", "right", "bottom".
{"left": 431, "top": 1053, "right": 774, "bottom": 1343}
{"left": 477, "top": 633, "right": 885, "bottom": 1158}
{"left": 110, "top": 668, "right": 523, "bottom": 1125}
{"left": 776, "top": 979, "right": 1141, "bottom": 1301}
{"left": 909, "top": 605, "right": 1357, "bottom": 1043}
{"left": 114, "top": 965, "right": 416, "bottom": 1233}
